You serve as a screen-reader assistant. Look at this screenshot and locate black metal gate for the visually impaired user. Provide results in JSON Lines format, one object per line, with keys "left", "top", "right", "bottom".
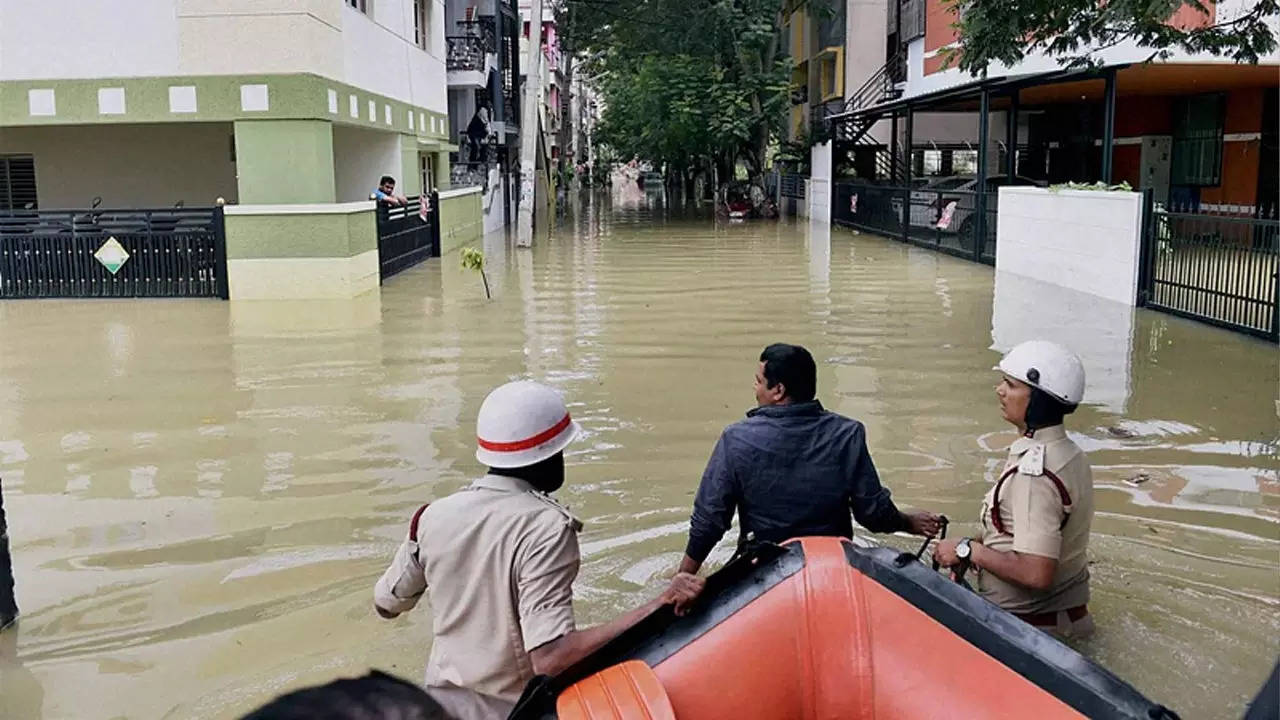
{"left": 1139, "top": 193, "right": 1280, "bottom": 342}
{"left": 376, "top": 191, "right": 441, "bottom": 281}
{"left": 0, "top": 206, "right": 228, "bottom": 299}
{"left": 780, "top": 174, "right": 806, "bottom": 200}
{"left": 832, "top": 180, "right": 997, "bottom": 265}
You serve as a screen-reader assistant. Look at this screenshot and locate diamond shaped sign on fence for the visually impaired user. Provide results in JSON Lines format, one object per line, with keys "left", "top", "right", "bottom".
{"left": 94, "top": 237, "right": 130, "bottom": 275}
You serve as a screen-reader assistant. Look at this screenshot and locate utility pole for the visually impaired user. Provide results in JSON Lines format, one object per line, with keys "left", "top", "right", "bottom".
{"left": 516, "top": 0, "right": 546, "bottom": 248}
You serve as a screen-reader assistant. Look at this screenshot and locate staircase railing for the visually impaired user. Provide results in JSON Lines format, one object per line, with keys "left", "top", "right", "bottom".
{"left": 842, "top": 51, "right": 904, "bottom": 116}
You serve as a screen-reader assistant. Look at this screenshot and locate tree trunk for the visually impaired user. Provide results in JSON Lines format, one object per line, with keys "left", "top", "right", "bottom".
{"left": 737, "top": 5, "right": 781, "bottom": 214}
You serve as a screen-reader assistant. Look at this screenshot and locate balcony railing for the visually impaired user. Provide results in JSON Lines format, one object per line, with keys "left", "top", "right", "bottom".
{"left": 451, "top": 161, "right": 491, "bottom": 190}
{"left": 447, "top": 36, "right": 486, "bottom": 72}
{"left": 455, "top": 17, "right": 498, "bottom": 53}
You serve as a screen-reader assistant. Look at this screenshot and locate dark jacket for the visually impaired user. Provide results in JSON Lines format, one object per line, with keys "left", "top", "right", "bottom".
{"left": 685, "top": 400, "right": 905, "bottom": 563}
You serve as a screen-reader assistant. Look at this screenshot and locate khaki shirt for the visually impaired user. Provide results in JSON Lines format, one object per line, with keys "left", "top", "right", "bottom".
{"left": 977, "top": 424, "right": 1094, "bottom": 614}
{"left": 373, "top": 474, "right": 582, "bottom": 708}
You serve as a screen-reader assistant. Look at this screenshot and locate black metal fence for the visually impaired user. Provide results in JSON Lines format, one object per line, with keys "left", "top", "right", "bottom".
{"left": 832, "top": 181, "right": 997, "bottom": 265}
{"left": 0, "top": 206, "right": 228, "bottom": 299}
{"left": 1139, "top": 197, "right": 1279, "bottom": 341}
{"left": 376, "top": 192, "right": 441, "bottom": 281}
{"left": 780, "top": 174, "right": 806, "bottom": 200}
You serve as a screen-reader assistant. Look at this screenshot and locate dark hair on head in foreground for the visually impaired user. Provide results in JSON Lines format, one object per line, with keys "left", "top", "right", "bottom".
{"left": 240, "top": 671, "right": 453, "bottom": 720}
{"left": 760, "top": 343, "right": 817, "bottom": 402}
{"left": 380, "top": 175, "right": 396, "bottom": 186}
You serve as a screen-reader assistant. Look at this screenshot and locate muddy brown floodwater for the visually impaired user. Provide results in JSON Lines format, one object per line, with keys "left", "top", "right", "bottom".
{"left": 0, "top": 192, "right": 1276, "bottom": 719}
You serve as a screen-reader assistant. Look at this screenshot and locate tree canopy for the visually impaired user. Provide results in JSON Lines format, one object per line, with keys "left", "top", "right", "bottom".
{"left": 564, "top": 0, "right": 791, "bottom": 187}
{"left": 951, "top": 0, "right": 1279, "bottom": 75}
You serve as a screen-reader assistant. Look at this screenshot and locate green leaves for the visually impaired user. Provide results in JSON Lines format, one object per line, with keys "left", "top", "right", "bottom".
{"left": 568, "top": 0, "right": 788, "bottom": 179}
{"left": 953, "top": 0, "right": 1278, "bottom": 75}
{"left": 460, "top": 246, "right": 484, "bottom": 271}
{"left": 460, "top": 247, "right": 491, "bottom": 299}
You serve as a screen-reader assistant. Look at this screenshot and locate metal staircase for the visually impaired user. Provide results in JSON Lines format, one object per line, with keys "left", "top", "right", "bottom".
{"left": 827, "top": 52, "right": 908, "bottom": 181}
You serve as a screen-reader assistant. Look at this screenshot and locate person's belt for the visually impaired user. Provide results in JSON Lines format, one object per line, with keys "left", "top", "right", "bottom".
{"left": 1014, "top": 604, "right": 1089, "bottom": 626}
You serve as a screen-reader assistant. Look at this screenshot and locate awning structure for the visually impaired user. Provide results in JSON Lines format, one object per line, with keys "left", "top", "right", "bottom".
{"left": 417, "top": 138, "right": 461, "bottom": 153}
{"left": 826, "top": 66, "right": 1117, "bottom": 124}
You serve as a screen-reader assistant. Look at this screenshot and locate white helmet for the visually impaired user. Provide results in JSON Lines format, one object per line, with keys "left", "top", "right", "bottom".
{"left": 476, "top": 380, "right": 581, "bottom": 469}
{"left": 995, "top": 340, "right": 1086, "bottom": 406}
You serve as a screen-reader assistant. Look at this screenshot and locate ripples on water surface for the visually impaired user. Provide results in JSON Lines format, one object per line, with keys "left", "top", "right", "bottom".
{"left": 0, "top": 192, "right": 1276, "bottom": 719}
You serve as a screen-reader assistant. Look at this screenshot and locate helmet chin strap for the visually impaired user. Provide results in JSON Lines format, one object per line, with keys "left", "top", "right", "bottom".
{"left": 1024, "top": 387, "right": 1066, "bottom": 436}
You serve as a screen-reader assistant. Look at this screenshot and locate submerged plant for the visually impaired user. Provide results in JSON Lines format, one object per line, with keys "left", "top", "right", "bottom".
{"left": 460, "top": 247, "right": 491, "bottom": 299}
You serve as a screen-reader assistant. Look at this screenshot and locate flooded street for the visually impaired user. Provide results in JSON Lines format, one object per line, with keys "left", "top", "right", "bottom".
{"left": 1, "top": 193, "right": 1277, "bottom": 719}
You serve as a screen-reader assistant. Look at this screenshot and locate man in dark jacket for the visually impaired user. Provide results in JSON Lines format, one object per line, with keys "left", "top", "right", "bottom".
{"left": 679, "top": 344, "right": 943, "bottom": 574}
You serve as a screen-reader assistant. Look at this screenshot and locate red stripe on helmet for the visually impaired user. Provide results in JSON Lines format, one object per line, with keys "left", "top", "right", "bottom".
{"left": 478, "top": 413, "right": 573, "bottom": 453}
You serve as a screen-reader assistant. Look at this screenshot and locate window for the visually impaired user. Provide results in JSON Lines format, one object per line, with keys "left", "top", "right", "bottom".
{"left": 898, "top": 0, "right": 925, "bottom": 42}
{"left": 0, "top": 156, "right": 38, "bottom": 211}
{"left": 413, "top": 0, "right": 429, "bottom": 49}
{"left": 922, "top": 149, "right": 942, "bottom": 175}
{"left": 347, "top": 0, "right": 368, "bottom": 14}
{"left": 815, "top": 47, "right": 843, "bottom": 102}
{"left": 421, "top": 154, "right": 435, "bottom": 194}
{"left": 1171, "top": 93, "right": 1224, "bottom": 186}
{"left": 951, "top": 151, "right": 978, "bottom": 175}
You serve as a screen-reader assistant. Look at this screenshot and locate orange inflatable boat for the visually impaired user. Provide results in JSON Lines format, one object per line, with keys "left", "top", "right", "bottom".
{"left": 510, "top": 537, "right": 1179, "bottom": 720}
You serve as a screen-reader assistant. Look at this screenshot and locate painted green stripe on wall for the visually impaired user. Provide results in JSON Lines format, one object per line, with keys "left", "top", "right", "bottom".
{"left": 0, "top": 73, "right": 449, "bottom": 138}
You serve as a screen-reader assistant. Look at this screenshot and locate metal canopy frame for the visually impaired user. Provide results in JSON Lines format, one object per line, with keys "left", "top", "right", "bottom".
{"left": 828, "top": 65, "right": 1126, "bottom": 256}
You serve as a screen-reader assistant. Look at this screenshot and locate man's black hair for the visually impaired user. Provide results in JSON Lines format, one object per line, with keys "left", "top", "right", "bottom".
{"left": 240, "top": 671, "right": 453, "bottom": 720}
{"left": 490, "top": 451, "right": 565, "bottom": 493}
{"left": 380, "top": 175, "right": 396, "bottom": 186}
{"left": 759, "top": 343, "right": 817, "bottom": 402}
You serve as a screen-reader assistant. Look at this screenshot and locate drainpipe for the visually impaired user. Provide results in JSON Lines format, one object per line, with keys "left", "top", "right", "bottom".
{"left": 0, "top": 480, "right": 16, "bottom": 629}
{"left": 1101, "top": 69, "right": 1117, "bottom": 184}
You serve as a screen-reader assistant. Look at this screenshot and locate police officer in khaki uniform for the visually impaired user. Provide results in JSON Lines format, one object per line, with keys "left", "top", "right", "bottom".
{"left": 374, "top": 381, "right": 704, "bottom": 720}
{"left": 935, "top": 341, "right": 1095, "bottom": 639}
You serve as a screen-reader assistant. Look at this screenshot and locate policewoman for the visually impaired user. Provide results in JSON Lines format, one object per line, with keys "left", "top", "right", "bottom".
{"left": 935, "top": 341, "right": 1096, "bottom": 639}
{"left": 373, "top": 380, "right": 703, "bottom": 720}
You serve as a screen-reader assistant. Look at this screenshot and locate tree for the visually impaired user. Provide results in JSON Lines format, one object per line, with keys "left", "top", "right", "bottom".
{"left": 565, "top": 0, "right": 791, "bottom": 201}
{"left": 950, "top": 0, "right": 1279, "bottom": 75}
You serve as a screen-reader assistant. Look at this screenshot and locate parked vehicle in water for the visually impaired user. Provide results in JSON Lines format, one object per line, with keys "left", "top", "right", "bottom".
{"left": 893, "top": 174, "right": 1046, "bottom": 236}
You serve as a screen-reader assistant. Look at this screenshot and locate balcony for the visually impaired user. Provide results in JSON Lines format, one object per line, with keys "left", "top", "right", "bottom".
{"left": 455, "top": 17, "right": 498, "bottom": 53}
{"left": 447, "top": 36, "right": 486, "bottom": 72}
{"left": 451, "top": 161, "right": 491, "bottom": 190}
{"left": 447, "top": 36, "right": 490, "bottom": 89}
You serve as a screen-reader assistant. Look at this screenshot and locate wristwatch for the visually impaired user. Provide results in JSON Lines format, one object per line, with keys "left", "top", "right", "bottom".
{"left": 955, "top": 537, "right": 973, "bottom": 562}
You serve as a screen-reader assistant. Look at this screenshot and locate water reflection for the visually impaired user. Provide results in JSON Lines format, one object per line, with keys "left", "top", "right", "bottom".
{"left": 0, "top": 625, "right": 44, "bottom": 719}
{"left": 992, "top": 270, "right": 1136, "bottom": 414}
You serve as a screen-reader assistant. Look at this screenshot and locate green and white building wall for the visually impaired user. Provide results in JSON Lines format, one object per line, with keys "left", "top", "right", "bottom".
{"left": 0, "top": 0, "right": 481, "bottom": 299}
